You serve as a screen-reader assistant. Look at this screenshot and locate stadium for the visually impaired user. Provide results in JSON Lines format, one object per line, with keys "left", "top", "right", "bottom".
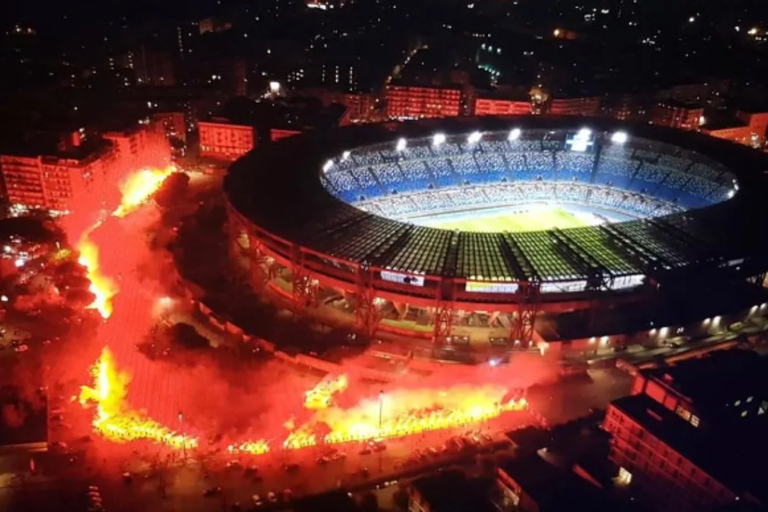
{"left": 224, "top": 116, "right": 768, "bottom": 352}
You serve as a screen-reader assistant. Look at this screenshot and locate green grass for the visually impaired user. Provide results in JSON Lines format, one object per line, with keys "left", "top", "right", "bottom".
{"left": 422, "top": 207, "right": 589, "bottom": 233}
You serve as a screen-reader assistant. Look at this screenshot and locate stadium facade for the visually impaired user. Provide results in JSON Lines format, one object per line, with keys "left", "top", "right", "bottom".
{"left": 224, "top": 117, "right": 768, "bottom": 349}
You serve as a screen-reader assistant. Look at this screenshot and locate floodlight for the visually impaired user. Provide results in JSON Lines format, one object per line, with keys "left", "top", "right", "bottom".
{"left": 342, "top": 150, "right": 351, "bottom": 161}
{"left": 467, "top": 131, "right": 482, "bottom": 144}
{"left": 396, "top": 138, "right": 407, "bottom": 151}
{"left": 611, "top": 131, "right": 628, "bottom": 144}
{"left": 433, "top": 133, "right": 447, "bottom": 146}
{"left": 577, "top": 127, "right": 592, "bottom": 138}
{"left": 508, "top": 128, "right": 521, "bottom": 141}
{"left": 322, "top": 160, "right": 333, "bottom": 173}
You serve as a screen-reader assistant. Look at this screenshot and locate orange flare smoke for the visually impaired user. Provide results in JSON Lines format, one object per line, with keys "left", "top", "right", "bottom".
{"left": 77, "top": 235, "right": 117, "bottom": 319}
{"left": 304, "top": 374, "right": 349, "bottom": 409}
{"left": 113, "top": 165, "right": 176, "bottom": 218}
{"left": 80, "top": 348, "right": 197, "bottom": 450}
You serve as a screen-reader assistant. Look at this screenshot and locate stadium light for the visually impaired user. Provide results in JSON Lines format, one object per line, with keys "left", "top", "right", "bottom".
{"left": 728, "top": 189, "right": 736, "bottom": 199}
{"left": 433, "top": 133, "right": 447, "bottom": 146}
{"left": 467, "top": 131, "right": 483, "bottom": 144}
{"left": 611, "top": 131, "right": 628, "bottom": 144}
{"left": 396, "top": 138, "right": 407, "bottom": 151}
{"left": 342, "top": 150, "right": 351, "bottom": 161}
{"left": 322, "top": 160, "right": 333, "bottom": 173}
{"left": 508, "top": 128, "right": 522, "bottom": 141}
{"left": 577, "top": 127, "right": 592, "bottom": 138}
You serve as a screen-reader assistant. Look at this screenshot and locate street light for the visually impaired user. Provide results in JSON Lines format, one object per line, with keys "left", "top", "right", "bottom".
{"left": 378, "top": 391, "right": 384, "bottom": 432}
{"left": 178, "top": 411, "right": 186, "bottom": 461}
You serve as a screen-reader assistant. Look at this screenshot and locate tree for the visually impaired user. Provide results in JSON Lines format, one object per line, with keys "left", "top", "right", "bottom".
{"left": 0, "top": 217, "right": 60, "bottom": 244}
{"left": 154, "top": 172, "right": 190, "bottom": 208}
{"left": 359, "top": 492, "right": 379, "bottom": 512}
{"left": 167, "top": 323, "right": 210, "bottom": 350}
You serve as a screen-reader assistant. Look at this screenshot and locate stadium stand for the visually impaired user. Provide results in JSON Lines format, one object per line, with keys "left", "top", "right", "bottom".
{"left": 322, "top": 131, "right": 734, "bottom": 220}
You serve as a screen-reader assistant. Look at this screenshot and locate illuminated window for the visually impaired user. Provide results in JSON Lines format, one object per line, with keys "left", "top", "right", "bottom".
{"left": 747, "top": 396, "right": 753, "bottom": 403}
{"left": 735, "top": 400, "right": 741, "bottom": 407}
{"left": 676, "top": 406, "right": 692, "bottom": 421}
{"left": 690, "top": 415, "right": 700, "bottom": 427}
{"left": 741, "top": 410, "right": 748, "bottom": 418}
{"left": 618, "top": 467, "right": 633, "bottom": 486}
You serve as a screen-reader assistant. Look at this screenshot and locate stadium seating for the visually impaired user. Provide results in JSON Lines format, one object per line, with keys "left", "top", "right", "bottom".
{"left": 327, "top": 131, "right": 734, "bottom": 219}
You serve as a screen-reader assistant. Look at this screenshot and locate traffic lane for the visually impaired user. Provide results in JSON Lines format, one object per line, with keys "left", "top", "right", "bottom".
{"left": 88, "top": 416, "right": 527, "bottom": 511}
{"left": 527, "top": 368, "right": 633, "bottom": 424}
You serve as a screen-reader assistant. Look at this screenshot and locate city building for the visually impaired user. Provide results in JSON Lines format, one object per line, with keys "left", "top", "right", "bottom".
{"left": 602, "top": 93, "right": 651, "bottom": 122}
{"left": 198, "top": 120, "right": 255, "bottom": 161}
{"left": 0, "top": 119, "right": 170, "bottom": 212}
{"left": 271, "top": 129, "right": 301, "bottom": 142}
{"left": 385, "top": 85, "right": 462, "bottom": 120}
{"left": 289, "top": 88, "right": 375, "bottom": 124}
{"left": 603, "top": 350, "right": 768, "bottom": 512}
{"left": 651, "top": 101, "right": 704, "bottom": 131}
{"left": 700, "top": 109, "right": 768, "bottom": 147}
{"left": 287, "top": 62, "right": 361, "bottom": 93}
{"left": 0, "top": 141, "right": 117, "bottom": 212}
{"left": 548, "top": 96, "right": 602, "bottom": 116}
{"left": 474, "top": 95, "right": 531, "bottom": 116}
{"left": 198, "top": 17, "right": 232, "bottom": 35}
{"left": 121, "top": 46, "right": 176, "bottom": 87}
{"left": 103, "top": 118, "right": 171, "bottom": 174}
{"left": 657, "top": 81, "right": 729, "bottom": 106}
{"left": 152, "top": 112, "right": 187, "bottom": 144}
{"left": 497, "top": 453, "right": 616, "bottom": 512}
{"left": 290, "top": 489, "right": 359, "bottom": 512}
{"left": 409, "top": 470, "right": 496, "bottom": 512}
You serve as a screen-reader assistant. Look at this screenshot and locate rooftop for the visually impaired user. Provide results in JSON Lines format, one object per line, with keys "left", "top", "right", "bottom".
{"left": 701, "top": 112, "right": 749, "bottom": 131}
{"left": 411, "top": 470, "right": 496, "bottom": 512}
{"left": 611, "top": 391, "right": 768, "bottom": 499}
{"left": 643, "top": 350, "right": 768, "bottom": 412}
{"left": 0, "top": 387, "right": 48, "bottom": 449}
{"left": 0, "top": 135, "right": 111, "bottom": 162}
{"left": 289, "top": 489, "right": 359, "bottom": 512}
{"left": 498, "top": 453, "right": 615, "bottom": 512}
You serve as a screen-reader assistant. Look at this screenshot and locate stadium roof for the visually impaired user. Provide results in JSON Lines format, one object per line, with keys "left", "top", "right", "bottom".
{"left": 225, "top": 116, "right": 768, "bottom": 285}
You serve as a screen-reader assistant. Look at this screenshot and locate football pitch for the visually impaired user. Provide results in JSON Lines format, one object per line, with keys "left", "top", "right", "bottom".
{"left": 420, "top": 206, "right": 590, "bottom": 233}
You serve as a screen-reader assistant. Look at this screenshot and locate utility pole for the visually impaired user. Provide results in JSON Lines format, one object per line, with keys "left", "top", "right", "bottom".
{"left": 178, "top": 411, "right": 186, "bottom": 462}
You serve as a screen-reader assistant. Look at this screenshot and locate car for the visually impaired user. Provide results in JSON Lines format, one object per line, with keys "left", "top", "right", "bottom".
{"left": 427, "top": 447, "right": 439, "bottom": 457}
{"left": 359, "top": 467, "right": 369, "bottom": 477}
{"left": 284, "top": 463, "right": 300, "bottom": 472}
{"left": 50, "top": 441, "right": 68, "bottom": 453}
{"left": 122, "top": 472, "right": 132, "bottom": 483}
{"left": 316, "top": 456, "right": 330, "bottom": 465}
{"left": 359, "top": 447, "right": 372, "bottom": 455}
{"left": 282, "top": 489, "right": 293, "bottom": 501}
{"left": 330, "top": 452, "right": 346, "bottom": 461}
{"left": 373, "top": 443, "right": 387, "bottom": 452}
{"left": 226, "top": 460, "right": 242, "bottom": 469}
{"left": 203, "top": 487, "right": 222, "bottom": 497}
{"left": 267, "top": 492, "right": 278, "bottom": 503}
{"left": 14, "top": 344, "right": 28, "bottom": 353}
{"left": 42, "top": 339, "right": 52, "bottom": 345}
{"left": 252, "top": 495, "right": 264, "bottom": 507}
{"left": 244, "top": 464, "right": 259, "bottom": 474}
